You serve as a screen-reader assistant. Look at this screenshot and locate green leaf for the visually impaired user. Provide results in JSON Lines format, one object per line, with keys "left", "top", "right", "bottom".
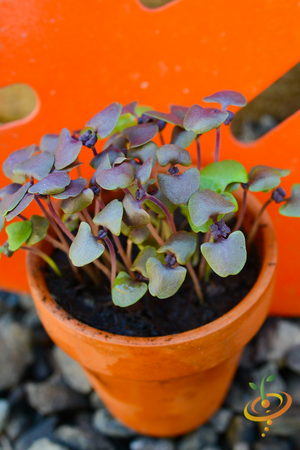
{"left": 0, "top": 216, "right": 4, "bottom": 233}
{"left": 171, "top": 126, "right": 196, "bottom": 149}
{"left": 201, "top": 160, "right": 248, "bottom": 192}
{"left": 266, "top": 374, "right": 276, "bottom": 382}
{"left": 122, "top": 193, "right": 150, "bottom": 229}
{"left": 61, "top": 188, "right": 94, "bottom": 214}
{"left": 96, "top": 163, "right": 135, "bottom": 190}
{"left": 249, "top": 382, "right": 259, "bottom": 391}
{"left": 157, "top": 144, "right": 192, "bottom": 167}
{"left": 225, "top": 182, "right": 240, "bottom": 193}
{"left": 112, "top": 271, "right": 147, "bottom": 307}
{"left": 157, "top": 168, "right": 200, "bottom": 205}
{"left": 0, "top": 246, "right": 5, "bottom": 258}
{"left": 131, "top": 246, "right": 157, "bottom": 277}
{"left": 200, "top": 176, "right": 223, "bottom": 193}
{"left": 157, "top": 231, "right": 196, "bottom": 265}
{"left": 93, "top": 199, "right": 123, "bottom": 236}
{"left": 69, "top": 222, "right": 105, "bottom": 267}
{"left": 280, "top": 184, "right": 300, "bottom": 217}
{"left": 201, "top": 231, "right": 247, "bottom": 277}
{"left": 27, "top": 215, "right": 49, "bottom": 246}
{"left": 146, "top": 257, "right": 187, "bottom": 299}
{"left": 62, "top": 213, "right": 79, "bottom": 232}
{"left": 183, "top": 105, "right": 229, "bottom": 134}
{"left": 221, "top": 192, "right": 238, "bottom": 212}
{"left": 6, "top": 221, "right": 32, "bottom": 251}
{"left": 129, "top": 226, "right": 149, "bottom": 245}
{"left": 248, "top": 166, "right": 289, "bottom": 193}
{"left": 188, "top": 189, "right": 236, "bottom": 228}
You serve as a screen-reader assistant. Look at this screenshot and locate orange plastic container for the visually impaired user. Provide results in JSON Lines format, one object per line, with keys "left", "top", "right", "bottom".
{"left": 1, "top": 0, "right": 300, "bottom": 315}
{"left": 26, "top": 192, "right": 277, "bottom": 436}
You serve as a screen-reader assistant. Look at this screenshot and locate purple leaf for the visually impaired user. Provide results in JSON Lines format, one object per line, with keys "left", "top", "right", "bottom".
{"left": 28, "top": 172, "right": 71, "bottom": 196}
{"left": 122, "top": 123, "right": 158, "bottom": 148}
{"left": 170, "top": 104, "right": 190, "bottom": 119}
{"left": 157, "top": 231, "right": 196, "bottom": 265}
{"left": 171, "top": 126, "right": 196, "bottom": 149}
{"left": 54, "top": 160, "right": 83, "bottom": 173}
{"left": 280, "top": 184, "right": 300, "bottom": 217}
{"left": 146, "top": 189, "right": 177, "bottom": 216}
{"left": 69, "top": 222, "right": 105, "bottom": 267}
{"left": 146, "top": 257, "right": 187, "bottom": 299}
{"left": 90, "top": 145, "right": 125, "bottom": 169}
{"left": 54, "top": 128, "right": 82, "bottom": 170}
{"left": 3, "top": 144, "right": 36, "bottom": 179}
{"left": 96, "top": 163, "right": 135, "bottom": 190}
{"left": 248, "top": 166, "right": 289, "bottom": 193}
{"left": 135, "top": 157, "right": 153, "bottom": 184}
{"left": 201, "top": 230, "right": 247, "bottom": 277}
{"left": 145, "top": 110, "right": 183, "bottom": 127}
{"left": 127, "top": 141, "right": 158, "bottom": 166}
{"left": 122, "top": 101, "right": 138, "bottom": 116}
{"left": 122, "top": 193, "right": 150, "bottom": 229}
{"left": 0, "top": 183, "right": 22, "bottom": 199}
{"left": 0, "top": 182, "right": 31, "bottom": 217}
{"left": 93, "top": 199, "right": 123, "bottom": 236}
{"left": 203, "top": 90, "right": 247, "bottom": 110}
{"left": 103, "top": 133, "right": 128, "bottom": 151}
{"left": 86, "top": 102, "right": 122, "bottom": 138}
{"left": 13, "top": 151, "right": 54, "bottom": 181}
{"left": 188, "top": 189, "right": 236, "bottom": 228}
{"left": 5, "top": 194, "right": 35, "bottom": 222}
{"left": 91, "top": 154, "right": 112, "bottom": 186}
{"left": 52, "top": 177, "right": 87, "bottom": 199}
{"left": 39, "top": 134, "right": 59, "bottom": 154}
{"left": 157, "top": 144, "right": 192, "bottom": 167}
{"left": 157, "top": 168, "right": 200, "bottom": 205}
{"left": 61, "top": 188, "right": 94, "bottom": 214}
{"left": 184, "top": 105, "right": 229, "bottom": 134}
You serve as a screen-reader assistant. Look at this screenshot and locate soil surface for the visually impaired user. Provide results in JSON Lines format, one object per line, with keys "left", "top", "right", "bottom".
{"left": 45, "top": 244, "right": 260, "bottom": 338}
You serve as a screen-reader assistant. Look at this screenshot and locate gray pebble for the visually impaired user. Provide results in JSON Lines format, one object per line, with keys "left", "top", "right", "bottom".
{"left": 15, "top": 416, "right": 58, "bottom": 450}
{"left": 253, "top": 436, "right": 292, "bottom": 450}
{"left": 52, "top": 347, "right": 92, "bottom": 394}
{"left": 210, "top": 408, "right": 233, "bottom": 433}
{"left": 178, "top": 424, "right": 218, "bottom": 450}
{"left": 0, "top": 399, "right": 9, "bottom": 432}
{"left": 233, "top": 444, "right": 251, "bottom": 450}
{"left": 54, "top": 424, "right": 114, "bottom": 450}
{"left": 89, "top": 391, "right": 105, "bottom": 410}
{"left": 25, "top": 374, "right": 88, "bottom": 415}
{"left": 130, "top": 437, "right": 175, "bottom": 450}
{"left": 225, "top": 382, "right": 252, "bottom": 414}
{"left": 258, "top": 406, "right": 300, "bottom": 438}
{"left": 285, "top": 345, "right": 300, "bottom": 374}
{"left": 226, "top": 416, "right": 256, "bottom": 447}
{"left": 286, "top": 372, "right": 300, "bottom": 405}
{"left": 27, "top": 438, "right": 69, "bottom": 450}
{"left": 93, "top": 408, "right": 136, "bottom": 438}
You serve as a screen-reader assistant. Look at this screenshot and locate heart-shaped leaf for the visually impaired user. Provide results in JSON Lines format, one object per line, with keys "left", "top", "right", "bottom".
{"left": 112, "top": 271, "right": 147, "bottom": 307}
{"left": 157, "top": 168, "right": 200, "bottom": 205}
{"left": 221, "top": 191, "right": 238, "bottom": 212}
{"left": 145, "top": 110, "right": 183, "bottom": 126}
{"left": 201, "top": 230, "right": 246, "bottom": 277}
{"left": 157, "top": 231, "right": 196, "bottom": 265}
{"left": 121, "top": 101, "right": 138, "bottom": 116}
{"left": 249, "top": 166, "right": 290, "bottom": 193}
{"left": 122, "top": 193, "right": 150, "bottom": 229}
{"left": 200, "top": 176, "right": 223, "bottom": 193}
{"left": 86, "top": 102, "right": 122, "bottom": 138}
{"left": 280, "top": 184, "right": 300, "bottom": 217}
{"left": 0, "top": 183, "right": 22, "bottom": 199}
{"left": 0, "top": 182, "right": 31, "bottom": 217}
{"left": 201, "top": 160, "right": 248, "bottom": 192}
{"left": 146, "top": 257, "right": 187, "bottom": 299}
{"left": 170, "top": 104, "right": 190, "bottom": 119}
{"left": 27, "top": 215, "right": 49, "bottom": 246}
{"left": 171, "top": 126, "right": 196, "bottom": 149}
{"left": 39, "top": 134, "right": 59, "bottom": 154}
{"left": 104, "top": 133, "right": 128, "bottom": 151}
{"left": 122, "top": 123, "right": 158, "bottom": 148}
{"left": 203, "top": 90, "right": 247, "bottom": 110}
{"left": 127, "top": 141, "right": 158, "bottom": 166}
{"left": 131, "top": 246, "right": 157, "bottom": 277}
{"left": 90, "top": 145, "right": 125, "bottom": 169}
{"left": 54, "top": 160, "right": 83, "bottom": 174}
{"left": 28, "top": 172, "right": 71, "bottom": 196}
{"left": 188, "top": 189, "right": 236, "bottom": 228}
{"left": 13, "top": 152, "right": 54, "bottom": 181}
{"left": 184, "top": 105, "right": 229, "bottom": 134}
{"left": 93, "top": 199, "right": 123, "bottom": 235}
{"left": 129, "top": 226, "right": 150, "bottom": 245}
{"left": 3, "top": 144, "right": 36, "bottom": 179}
{"left": 135, "top": 157, "right": 153, "bottom": 184}
{"left": 5, "top": 194, "right": 35, "bottom": 222}
{"left": 96, "top": 163, "right": 135, "bottom": 190}
{"left": 54, "top": 128, "right": 83, "bottom": 170}
{"left": 0, "top": 216, "right": 4, "bottom": 233}
{"left": 69, "top": 222, "right": 105, "bottom": 267}
{"left": 6, "top": 221, "right": 32, "bottom": 251}
{"left": 61, "top": 188, "right": 94, "bottom": 214}
{"left": 157, "top": 144, "right": 192, "bottom": 167}
{"left": 52, "top": 177, "right": 87, "bottom": 199}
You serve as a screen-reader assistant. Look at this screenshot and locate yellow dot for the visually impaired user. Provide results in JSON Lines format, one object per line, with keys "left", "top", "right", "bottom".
{"left": 264, "top": 427, "right": 269, "bottom": 432}
{"left": 262, "top": 433, "right": 265, "bottom": 437}
{"left": 261, "top": 399, "right": 270, "bottom": 408}
{"left": 267, "top": 420, "right": 273, "bottom": 425}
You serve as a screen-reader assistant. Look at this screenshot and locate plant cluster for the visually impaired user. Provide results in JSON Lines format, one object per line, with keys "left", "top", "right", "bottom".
{"left": 1, "top": 91, "right": 299, "bottom": 307}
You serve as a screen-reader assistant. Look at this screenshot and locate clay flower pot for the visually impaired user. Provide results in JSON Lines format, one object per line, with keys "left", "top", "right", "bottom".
{"left": 26, "top": 192, "right": 277, "bottom": 437}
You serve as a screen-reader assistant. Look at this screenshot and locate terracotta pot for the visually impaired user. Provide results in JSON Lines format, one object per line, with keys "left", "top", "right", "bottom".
{"left": 26, "top": 192, "right": 277, "bottom": 437}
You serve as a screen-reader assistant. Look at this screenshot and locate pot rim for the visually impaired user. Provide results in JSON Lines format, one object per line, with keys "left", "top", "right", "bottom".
{"left": 26, "top": 192, "right": 277, "bottom": 348}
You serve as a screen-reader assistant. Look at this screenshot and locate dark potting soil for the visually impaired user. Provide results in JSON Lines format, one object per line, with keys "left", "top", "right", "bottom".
{"left": 45, "top": 242, "right": 261, "bottom": 338}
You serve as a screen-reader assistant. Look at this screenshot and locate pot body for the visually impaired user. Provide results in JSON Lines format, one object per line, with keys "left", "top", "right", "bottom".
{"left": 26, "top": 193, "right": 277, "bottom": 437}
